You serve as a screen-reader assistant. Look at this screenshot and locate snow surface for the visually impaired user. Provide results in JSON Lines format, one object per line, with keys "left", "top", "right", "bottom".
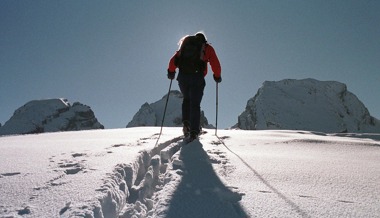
{"left": 1, "top": 128, "right": 380, "bottom": 217}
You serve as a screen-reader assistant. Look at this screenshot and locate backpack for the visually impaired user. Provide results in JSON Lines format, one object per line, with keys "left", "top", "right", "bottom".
{"left": 176, "top": 36, "right": 206, "bottom": 74}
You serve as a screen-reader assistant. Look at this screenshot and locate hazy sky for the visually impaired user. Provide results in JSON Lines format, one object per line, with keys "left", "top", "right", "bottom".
{"left": 1, "top": 0, "right": 379, "bottom": 129}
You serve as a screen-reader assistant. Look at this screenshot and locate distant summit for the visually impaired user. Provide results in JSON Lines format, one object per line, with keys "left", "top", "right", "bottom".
{"left": 127, "top": 90, "right": 212, "bottom": 128}
{"left": 236, "top": 79, "right": 380, "bottom": 133}
{"left": 0, "top": 98, "right": 104, "bottom": 136}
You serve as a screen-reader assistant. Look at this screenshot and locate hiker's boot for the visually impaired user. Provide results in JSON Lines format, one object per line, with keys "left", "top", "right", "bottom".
{"left": 182, "top": 122, "right": 190, "bottom": 137}
{"left": 188, "top": 131, "right": 198, "bottom": 143}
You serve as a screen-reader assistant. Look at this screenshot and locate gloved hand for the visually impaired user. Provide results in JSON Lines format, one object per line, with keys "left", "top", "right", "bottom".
{"left": 167, "top": 70, "right": 175, "bottom": 80}
{"left": 213, "top": 75, "right": 222, "bottom": 83}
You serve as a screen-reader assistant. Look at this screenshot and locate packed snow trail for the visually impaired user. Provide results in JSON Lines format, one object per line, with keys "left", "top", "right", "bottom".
{"left": 117, "top": 131, "right": 246, "bottom": 218}
{"left": 1, "top": 128, "right": 380, "bottom": 217}
{"left": 151, "top": 140, "right": 246, "bottom": 218}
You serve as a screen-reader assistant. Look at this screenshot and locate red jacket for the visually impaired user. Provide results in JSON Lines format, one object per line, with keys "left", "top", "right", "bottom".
{"left": 168, "top": 44, "right": 221, "bottom": 78}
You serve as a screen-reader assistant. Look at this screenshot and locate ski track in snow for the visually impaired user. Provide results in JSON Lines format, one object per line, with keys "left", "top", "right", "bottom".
{"left": 1, "top": 128, "right": 380, "bottom": 217}
{"left": 0, "top": 130, "right": 164, "bottom": 218}
{"left": 0, "top": 129, "right": 244, "bottom": 218}
{"left": 60, "top": 132, "right": 246, "bottom": 218}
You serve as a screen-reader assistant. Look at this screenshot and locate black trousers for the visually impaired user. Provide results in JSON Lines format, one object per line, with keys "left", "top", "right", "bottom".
{"left": 177, "top": 73, "right": 205, "bottom": 135}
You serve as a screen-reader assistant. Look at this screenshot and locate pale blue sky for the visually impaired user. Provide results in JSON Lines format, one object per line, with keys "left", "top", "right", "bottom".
{"left": 1, "top": 0, "right": 379, "bottom": 129}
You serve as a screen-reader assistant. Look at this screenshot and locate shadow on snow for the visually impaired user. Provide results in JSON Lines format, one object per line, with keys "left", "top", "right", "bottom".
{"left": 165, "top": 140, "right": 248, "bottom": 218}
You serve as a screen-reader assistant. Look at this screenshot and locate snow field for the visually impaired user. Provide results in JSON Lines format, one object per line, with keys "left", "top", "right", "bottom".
{"left": 213, "top": 130, "right": 380, "bottom": 217}
{"left": 61, "top": 130, "right": 189, "bottom": 217}
{"left": 1, "top": 128, "right": 380, "bottom": 217}
{"left": 0, "top": 128, "right": 180, "bottom": 217}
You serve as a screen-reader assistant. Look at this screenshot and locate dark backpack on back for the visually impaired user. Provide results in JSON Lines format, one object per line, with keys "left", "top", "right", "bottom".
{"left": 176, "top": 36, "right": 206, "bottom": 74}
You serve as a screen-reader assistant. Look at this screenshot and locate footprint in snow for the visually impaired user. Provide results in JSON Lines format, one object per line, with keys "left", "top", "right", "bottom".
{"left": 17, "top": 206, "right": 31, "bottom": 215}
{"left": 1, "top": 172, "right": 21, "bottom": 177}
{"left": 58, "top": 162, "right": 84, "bottom": 175}
{"left": 71, "top": 153, "right": 86, "bottom": 158}
{"left": 337, "top": 200, "right": 355, "bottom": 204}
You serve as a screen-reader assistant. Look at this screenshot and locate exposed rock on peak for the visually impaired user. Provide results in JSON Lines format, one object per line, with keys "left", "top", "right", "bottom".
{"left": 0, "top": 98, "right": 104, "bottom": 136}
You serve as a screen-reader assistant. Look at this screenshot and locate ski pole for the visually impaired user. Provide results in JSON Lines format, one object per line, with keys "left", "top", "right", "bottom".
{"left": 155, "top": 79, "right": 172, "bottom": 147}
{"left": 215, "top": 82, "right": 219, "bottom": 136}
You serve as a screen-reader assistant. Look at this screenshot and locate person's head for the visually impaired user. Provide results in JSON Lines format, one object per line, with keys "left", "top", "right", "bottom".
{"left": 177, "top": 32, "right": 207, "bottom": 49}
{"left": 195, "top": 32, "right": 207, "bottom": 43}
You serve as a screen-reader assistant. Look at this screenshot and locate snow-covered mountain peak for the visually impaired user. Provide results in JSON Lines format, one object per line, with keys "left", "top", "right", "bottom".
{"left": 127, "top": 90, "right": 212, "bottom": 128}
{"left": 0, "top": 98, "right": 104, "bottom": 136}
{"left": 12, "top": 98, "right": 69, "bottom": 117}
{"left": 236, "top": 78, "right": 380, "bottom": 133}
{"left": 162, "top": 90, "right": 183, "bottom": 99}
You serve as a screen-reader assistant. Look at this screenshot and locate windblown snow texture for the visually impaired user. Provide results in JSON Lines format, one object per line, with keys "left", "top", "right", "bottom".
{"left": 126, "top": 90, "right": 212, "bottom": 128}
{"left": 0, "top": 98, "right": 104, "bottom": 136}
{"left": 236, "top": 79, "right": 380, "bottom": 133}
